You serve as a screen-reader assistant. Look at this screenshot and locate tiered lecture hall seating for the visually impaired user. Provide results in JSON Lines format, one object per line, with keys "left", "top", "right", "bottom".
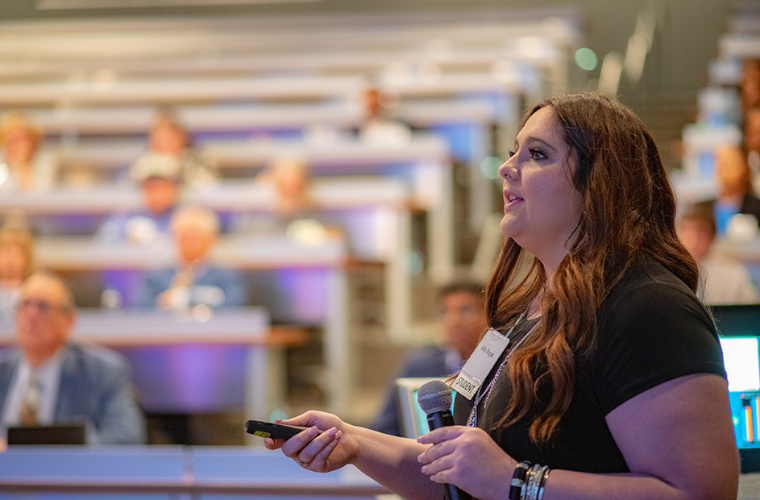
{"left": 674, "top": 1, "right": 760, "bottom": 264}
{"left": 0, "top": 9, "right": 579, "bottom": 494}
{"left": 0, "top": 7, "right": 579, "bottom": 416}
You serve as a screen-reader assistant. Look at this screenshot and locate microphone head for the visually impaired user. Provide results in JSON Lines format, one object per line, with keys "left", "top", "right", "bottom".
{"left": 417, "top": 380, "right": 453, "bottom": 415}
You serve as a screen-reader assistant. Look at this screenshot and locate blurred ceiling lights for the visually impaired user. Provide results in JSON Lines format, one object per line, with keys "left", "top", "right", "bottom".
{"left": 598, "top": 52, "right": 623, "bottom": 96}
{"left": 36, "top": 0, "right": 321, "bottom": 8}
{"left": 574, "top": 47, "right": 597, "bottom": 71}
{"left": 596, "top": 1, "right": 659, "bottom": 96}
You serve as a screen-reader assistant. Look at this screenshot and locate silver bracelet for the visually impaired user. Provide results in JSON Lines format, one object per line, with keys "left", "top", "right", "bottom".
{"left": 537, "top": 467, "right": 550, "bottom": 500}
{"left": 519, "top": 464, "right": 535, "bottom": 500}
{"left": 524, "top": 464, "right": 542, "bottom": 500}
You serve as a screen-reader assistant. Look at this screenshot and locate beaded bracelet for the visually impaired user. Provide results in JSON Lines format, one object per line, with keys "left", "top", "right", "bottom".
{"left": 509, "top": 461, "right": 531, "bottom": 500}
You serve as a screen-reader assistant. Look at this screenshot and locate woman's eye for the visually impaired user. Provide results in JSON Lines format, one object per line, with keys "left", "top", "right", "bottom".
{"left": 508, "top": 150, "right": 516, "bottom": 158}
{"left": 529, "top": 148, "right": 546, "bottom": 160}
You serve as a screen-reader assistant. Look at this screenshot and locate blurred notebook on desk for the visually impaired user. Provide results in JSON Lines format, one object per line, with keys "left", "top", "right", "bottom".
{"left": 7, "top": 424, "right": 86, "bottom": 446}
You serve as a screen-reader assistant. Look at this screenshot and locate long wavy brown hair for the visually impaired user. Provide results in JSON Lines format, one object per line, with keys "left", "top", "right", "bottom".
{"left": 487, "top": 92, "right": 699, "bottom": 443}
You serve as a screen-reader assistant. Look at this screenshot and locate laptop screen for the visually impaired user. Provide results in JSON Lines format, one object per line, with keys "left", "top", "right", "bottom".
{"left": 395, "top": 377, "right": 454, "bottom": 439}
{"left": 712, "top": 304, "right": 760, "bottom": 472}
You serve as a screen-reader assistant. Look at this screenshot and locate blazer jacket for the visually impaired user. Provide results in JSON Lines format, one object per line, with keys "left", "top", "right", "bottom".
{"left": 0, "top": 343, "right": 146, "bottom": 444}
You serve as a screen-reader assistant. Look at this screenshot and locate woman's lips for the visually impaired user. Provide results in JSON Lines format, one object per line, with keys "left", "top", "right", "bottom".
{"left": 504, "top": 193, "right": 523, "bottom": 209}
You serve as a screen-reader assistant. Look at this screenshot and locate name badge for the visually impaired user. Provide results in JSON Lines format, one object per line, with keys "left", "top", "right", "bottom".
{"left": 453, "top": 328, "right": 510, "bottom": 400}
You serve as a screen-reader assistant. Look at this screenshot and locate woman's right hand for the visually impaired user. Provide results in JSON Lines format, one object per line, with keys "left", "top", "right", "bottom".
{"left": 263, "top": 411, "right": 359, "bottom": 473}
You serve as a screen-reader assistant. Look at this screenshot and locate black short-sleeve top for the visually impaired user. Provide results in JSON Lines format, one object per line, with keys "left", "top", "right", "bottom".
{"left": 453, "top": 255, "right": 727, "bottom": 473}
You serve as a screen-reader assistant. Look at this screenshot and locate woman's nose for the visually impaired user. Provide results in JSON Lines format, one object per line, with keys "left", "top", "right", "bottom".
{"left": 499, "top": 157, "right": 518, "bottom": 180}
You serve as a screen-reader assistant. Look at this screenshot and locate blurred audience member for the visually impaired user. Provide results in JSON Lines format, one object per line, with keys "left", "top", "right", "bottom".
{"left": 697, "top": 144, "right": 760, "bottom": 235}
{"left": 233, "top": 156, "right": 338, "bottom": 246}
{"left": 265, "top": 156, "right": 313, "bottom": 216}
{"left": 678, "top": 207, "right": 759, "bottom": 304}
{"left": 135, "top": 205, "right": 245, "bottom": 311}
{"left": 130, "top": 110, "right": 218, "bottom": 191}
{"left": 743, "top": 59, "right": 760, "bottom": 116}
{"left": 99, "top": 111, "right": 221, "bottom": 245}
{"left": 97, "top": 171, "right": 180, "bottom": 245}
{"left": 358, "top": 87, "right": 411, "bottom": 146}
{"left": 0, "top": 112, "right": 58, "bottom": 193}
{"left": 370, "top": 281, "right": 486, "bottom": 436}
{"left": 746, "top": 106, "right": 760, "bottom": 173}
{"left": 0, "top": 223, "right": 36, "bottom": 320}
{"left": 0, "top": 273, "right": 146, "bottom": 444}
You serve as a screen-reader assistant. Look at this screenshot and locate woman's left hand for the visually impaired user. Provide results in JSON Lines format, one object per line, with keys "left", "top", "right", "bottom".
{"left": 417, "top": 425, "right": 516, "bottom": 500}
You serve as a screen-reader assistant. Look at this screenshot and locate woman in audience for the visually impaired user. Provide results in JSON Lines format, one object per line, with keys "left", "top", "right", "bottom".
{"left": 130, "top": 110, "right": 218, "bottom": 191}
{"left": 677, "top": 206, "right": 759, "bottom": 304}
{"left": 0, "top": 112, "right": 58, "bottom": 193}
{"left": 0, "top": 223, "right": 36, "bottom": 319}
{"left": 232, "top": 156, "right": 330, "bottom": 238}
{"left": 266, "top": 157, "right": 313, "bottom": 216}
{"left": 264, "top": 92, "right": 738, "bottom": 500}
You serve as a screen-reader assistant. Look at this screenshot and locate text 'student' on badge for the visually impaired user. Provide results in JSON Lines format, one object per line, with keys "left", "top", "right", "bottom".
{"left": 453, "top": 329, "right": 510, "bottom": 400}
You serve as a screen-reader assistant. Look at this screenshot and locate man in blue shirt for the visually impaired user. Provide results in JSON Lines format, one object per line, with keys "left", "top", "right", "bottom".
{"left": 135, "top": 205, "right": 245, "bottom": 310}
{"left": 370, "top": 281, "right": 486, "bottom": 436}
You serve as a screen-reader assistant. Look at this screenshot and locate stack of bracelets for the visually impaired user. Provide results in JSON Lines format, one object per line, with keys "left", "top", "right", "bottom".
{"left": 509, "top": 461, "right": 550, "bottom": 500}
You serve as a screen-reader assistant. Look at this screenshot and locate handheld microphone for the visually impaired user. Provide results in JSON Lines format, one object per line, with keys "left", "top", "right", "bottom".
{"left": 417, "top": 380, "right": 473, "bottom": 500}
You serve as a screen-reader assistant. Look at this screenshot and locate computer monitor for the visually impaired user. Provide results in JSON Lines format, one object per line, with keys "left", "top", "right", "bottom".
{"left": 712, "top": 304, "right": 760, "bottom": 472}
{"left": 395, "top": 377, "right": 453, "bottom": 439}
